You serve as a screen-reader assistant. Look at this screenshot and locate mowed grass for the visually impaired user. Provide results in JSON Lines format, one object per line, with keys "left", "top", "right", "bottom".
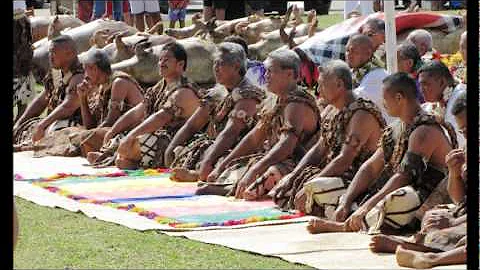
{"left": 14, "top": 9, "right": 463, "bottom": 269}
{"left": 14, "top": 198, "right": 312, "bottom": 269}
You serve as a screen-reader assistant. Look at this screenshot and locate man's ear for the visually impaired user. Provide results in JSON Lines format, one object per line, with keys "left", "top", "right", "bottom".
{"left": 406, "top": 59, "right": 414, "bottom": 71}
{"left": 177, "top": 60, "right": 186, "bottom": 71}
{"left": 335, "top": 77, "right": 344, "bottom": 90}
{"left": 395, "top": 92, "right": 403, "bottom": 101}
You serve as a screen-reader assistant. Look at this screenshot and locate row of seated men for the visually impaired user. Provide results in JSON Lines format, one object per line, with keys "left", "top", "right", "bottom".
{"left": 13, "top": 23, "right": 467, "bottom": 269}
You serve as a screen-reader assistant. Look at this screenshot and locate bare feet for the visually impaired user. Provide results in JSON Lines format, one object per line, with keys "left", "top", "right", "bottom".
{"left": 307, "top": 217, "right": 347, "bottom": 234}
{"left": 87, "top": 151, "right": 102, "bottom": 164}
{"left": 170, "top": 167, "right": 199, "bottom": 182}
{"left": 115, "top": 155, "right": 139, "bottom": 170}
{"left": 369, "top": 234, "right": 404, "bottom": 253}
{"left": 396, "top": 246, "right": 435, "bottom": 269}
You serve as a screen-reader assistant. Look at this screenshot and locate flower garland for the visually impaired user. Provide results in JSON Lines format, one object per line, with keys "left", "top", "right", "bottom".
{"left": 352, "top": 57, "right": 384, "bottom": 88}
{"left": 439, "top": 52, "right": 466, "bottom": 84}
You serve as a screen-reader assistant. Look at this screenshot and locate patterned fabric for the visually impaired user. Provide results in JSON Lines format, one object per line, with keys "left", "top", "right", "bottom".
{"left": 202, "top": 77, "right": 266, "bottom": 139}
{"left": 14, "top": 61, "right": 84, "bottom": 147}
{"left": 13, "top": 73, "right": 35, "bottom": 106}
{"left": 94, "top": 76, "right": 201, "bottom": 168}
{"left": 257, "top": 86, "right": 320, "bottom": 154}
{"left": 201, "top": 87, "right": 320, "bottom": 195}
{"left": 44, "top": 61, "right": 84, "bottom": 117}
{"left": 364, "top": 110, "right": 458, "bottom": 204}
{"left": 278, "top": 97, "right": 386, "bottom": 211}
{"left": 171, "top": 77, "right": 265, "bottom": 170}
{"left": 137, "top": 76, "right": 202, "bottom": 169}
{"left": 381, "top": 111, "right": 458, "bottom": 174}
{"left": 297, "top": 12, "right": 464, "bottom": 67}
{"left": 139, "top": 130, "right": 173, "bottom": 168}
{"left": 451, "top": 63, "right": 466, "bottom": 84}
{"left": 88, "top": 71, "right": 143, "bottom": 125}
{"left": 13, "top": 14, "right": 33, "bottom": 78}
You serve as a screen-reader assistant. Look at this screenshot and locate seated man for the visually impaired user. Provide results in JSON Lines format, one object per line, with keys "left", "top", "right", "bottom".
{"left": 418, "top": 60, "right": 466, "bottom": 148}
{"left": 72, "top": 47, "right": 144, "bottom": 155}
{"left": 14, "top": 35, "right": 84, "bottom": 150}
{"left": 198, "top": 49, "right": 321, "bottom": 198}
{"left": 306, "top": 73, "right": 457, "bottom": 235}
{"left": 406, "top": 29, "right": 434, "bottom": 60}
{"left": 269, "top": 60, "right": 386, "bottom": 213}
{"left": 346, "top": 34, "right": 393, "bottom": 124}
{"left": 397, "top": 42, "right": 424, "bottom": 103}
{"left": 165, "top": 42, "right": 266, "bottom": 181}
{"left": 369, "top": 91, "right": 467, "bottom": 269}
{"left": 104, "top": 42, "right": 202, "bottom": 169}
{"left": 223, "top": 35, "right": 267, "bottom": 90}
{"left": 358, "top": 18, "right": 386, "bottom": 66}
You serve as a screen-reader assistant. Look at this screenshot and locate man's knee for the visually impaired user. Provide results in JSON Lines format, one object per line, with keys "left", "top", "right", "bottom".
{"left": 294, "top": 191, "right": 307, "bottom": 212}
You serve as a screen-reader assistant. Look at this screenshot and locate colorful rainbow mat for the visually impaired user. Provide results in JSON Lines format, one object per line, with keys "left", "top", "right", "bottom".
{"left": 15, "top": 169, "right": 304, "bottom": 229}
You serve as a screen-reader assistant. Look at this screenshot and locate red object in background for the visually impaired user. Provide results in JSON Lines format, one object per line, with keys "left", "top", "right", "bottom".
{"left": 105, "top": 1, "right": 113, "bottom": 18}
{"left": 77, "top": 0, "right": 94, "bottom": 23}
{"left": 123, "top": 0, "right": 130, "bottom": 12}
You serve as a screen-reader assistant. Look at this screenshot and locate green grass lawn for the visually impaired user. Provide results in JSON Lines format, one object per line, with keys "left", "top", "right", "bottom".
{"left": 14, "top": 198, "right": 312, "bottom": 269}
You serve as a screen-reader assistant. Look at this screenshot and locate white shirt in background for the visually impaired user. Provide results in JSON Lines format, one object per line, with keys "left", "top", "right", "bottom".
{"left": 353, "top": 68, "right": 396, "bottom": 125}
{"left": 422, "top": 84, "right": 466, "bottom": 148}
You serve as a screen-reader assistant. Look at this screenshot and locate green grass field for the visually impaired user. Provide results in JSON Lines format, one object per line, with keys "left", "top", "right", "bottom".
{"left": 14, "top": 198, "right": 312, "bottom": 269}
{"left": 14, "top": 9, "right": 463, "bottom": 269}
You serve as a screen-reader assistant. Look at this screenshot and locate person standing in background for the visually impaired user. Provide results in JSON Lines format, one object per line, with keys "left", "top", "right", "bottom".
{"left": 203, "top": 0, "right": 227, "bottom": 21}
{"left": 129, "top": 0, "right": 162, "bottom": 32}
{"left": 123, "top": 0, "right": 133, "bottom": 26}
{"left": 77, "top": 0, "right": 94, "bottom": 22}
{"left": 168, "top": 0, "right": 189, "bottom": 29}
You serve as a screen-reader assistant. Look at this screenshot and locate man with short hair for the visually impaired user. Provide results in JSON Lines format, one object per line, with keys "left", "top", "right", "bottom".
{"left": 199, "top": 49, "right": 321, "bottom": 198}
{"left": 359, "top": 18, "right": 386, "bottom": 66}
{"left": 406, "top": 29, "right": 435, "bottom": 60}
{"left": 346, "top": 34, "right": 393, "bottom": 124}
{"left": 96, "top": 42, "right": 202, "bottom": 169}
{"left": 359, "top": 18, "right": 385, "bottom": 52}
{"left": 418, "top": 61, "right": 466, "bottom": 148}
{"left": 223, "top": 35, "right": 267, "bottom": 89}
{"left": 397, "top": 42, "right": 424, "bottom": 102}
{"left": 368, "top": 91, "right": 467, "bottom": 270}
{"left": 70, "top": 47, "right": 144, "bottom": 155}
{"left": 165, "top": 42, "right": 266, "bottom": 182}
{"left": 305, "top": 73, "right": 457, "bottom": 235}
{"left": 14, "top": 35, "right": 84, "bottom": 150}
{"left": 269, "top": 60, "right": 386, "bottom": 213}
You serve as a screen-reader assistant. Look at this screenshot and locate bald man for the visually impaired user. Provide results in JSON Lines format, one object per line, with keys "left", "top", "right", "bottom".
{"left": 346, "top": 34, "right": 394, "bottom": 124}
{"left": 14, "top": 35, "right": 85, "bottom": 151}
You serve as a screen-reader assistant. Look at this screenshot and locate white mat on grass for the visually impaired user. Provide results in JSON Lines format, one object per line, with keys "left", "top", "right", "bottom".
{"left": 13, "top": 152, "right": 466, "bottom": 269}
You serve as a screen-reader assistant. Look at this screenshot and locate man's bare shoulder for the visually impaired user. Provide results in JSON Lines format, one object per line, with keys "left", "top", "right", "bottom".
{"left": 409, "top": 124, "right": 447, "bottom": 150}
{"left": 112, "top": 77, "right": 135, "bottom": 90}
{"left": 69, "top": 73, "right": 84, "bottom": 86}
{"left": 349, "top": 109, "right": 380, "bottom": 130}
